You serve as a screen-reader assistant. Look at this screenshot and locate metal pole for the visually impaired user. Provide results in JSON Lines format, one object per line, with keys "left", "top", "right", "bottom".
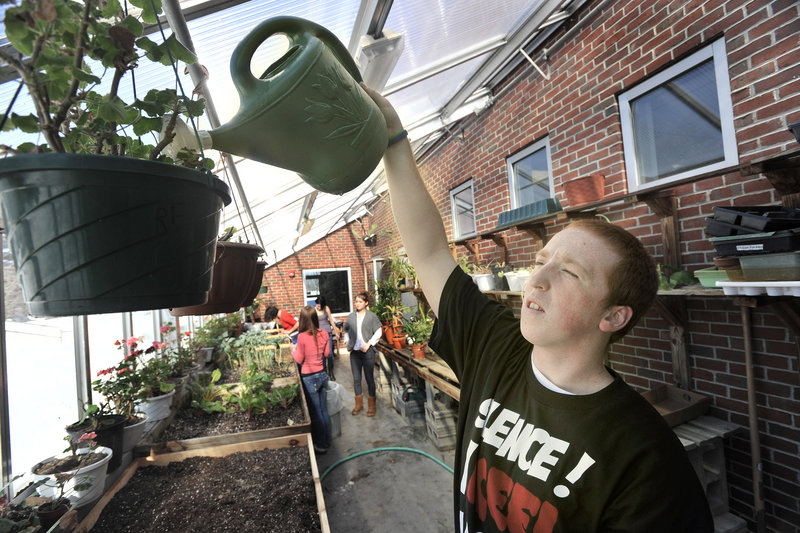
{"left": 161, "top": 0, "right": 267, "bottom": 255}
{"left": 72, "top": 315, "right": 92, "bottom": 415}
{"left": 741, "top": 304, "right": 766, "bottom": 533}
{"left": 0, "top": 231, "right": 12, "bottom": 488}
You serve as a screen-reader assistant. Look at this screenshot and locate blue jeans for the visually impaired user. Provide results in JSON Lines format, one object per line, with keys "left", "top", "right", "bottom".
{"left": 301, "top": 371, "right": 330, "bottom": 449}
{"left": 350, "top": 347, "right": 376, "bottom": 397}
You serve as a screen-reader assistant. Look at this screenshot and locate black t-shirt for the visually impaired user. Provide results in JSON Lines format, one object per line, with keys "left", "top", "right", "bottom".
{"left": 430, "top": 266, "right": 713, "bottom": 533}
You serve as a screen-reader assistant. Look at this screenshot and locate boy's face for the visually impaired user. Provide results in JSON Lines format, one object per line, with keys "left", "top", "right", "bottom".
{"left": 520, "top": 226, "right": 621, "bottom": 350}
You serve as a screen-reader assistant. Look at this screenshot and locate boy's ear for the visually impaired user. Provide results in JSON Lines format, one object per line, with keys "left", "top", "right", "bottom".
{"left": 599, "top": 305, "right": 633, "bottom": 333}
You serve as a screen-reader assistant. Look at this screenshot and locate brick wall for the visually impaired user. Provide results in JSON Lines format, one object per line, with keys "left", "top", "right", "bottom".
{"left": 269, "top": 0, "right": 800, "bottom": 530}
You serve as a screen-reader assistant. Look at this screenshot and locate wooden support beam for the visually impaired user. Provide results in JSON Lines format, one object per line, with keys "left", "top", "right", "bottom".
{"left": 487, "top": 233, "right": 509, "bottom": 263}
{"left": 652, "top": 295, "right": 690, "bottom": 388}
{"left": 640, "top": 191, "right": 681, "bottom": 269}
{"left": 518, "top": 223, "right": 546, "bottom": 247}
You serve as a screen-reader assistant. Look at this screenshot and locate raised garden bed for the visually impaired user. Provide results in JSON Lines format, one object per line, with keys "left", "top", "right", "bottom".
{"left": 75, "top": 434, "right": 329, "bottom": 532}
{"left": 140, "top": 363, "right": 311, "bottom": 456}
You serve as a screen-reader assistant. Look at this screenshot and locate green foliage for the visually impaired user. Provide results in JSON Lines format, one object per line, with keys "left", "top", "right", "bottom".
{"left": 373, "top": 280, "right": 402, "bottom": 322}
{"left": 226, "top": 363, "right": 274, "bottom": 418}
{"left": 402, "top": 307, "right": 435, "bottom": 345}
{"left": 266, "top": 384, "right": 299, "bottom": 409}
{"left": 226, "top": 329, "right": 289, "bottom": 371}
{"left": 657, "top": 264, "right": 698, "bottom": 290}
{"left": 192, "top": 313, "right": 243, "bottom": 354}
{"left": 190, "top": 369, "right": 230, "bottom": 415}
{"left": 0, "top": 0, "right": 212, "bottom": 169}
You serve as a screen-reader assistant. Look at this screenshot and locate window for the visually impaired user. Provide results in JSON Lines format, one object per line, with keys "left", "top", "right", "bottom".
{"left": 619, "top": 39, "right": 738, "bottom": 191}
{"left": 506, "top": 138, "right": 553, "bottom": 209}
{"left": 450, "top": 180, "right": 477, "bottom": 239}
{"left": 303, "top": 268, "right": 352, "bottom": 314}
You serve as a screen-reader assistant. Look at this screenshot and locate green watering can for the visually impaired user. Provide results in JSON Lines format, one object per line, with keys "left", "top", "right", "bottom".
{"left": 176, "top": 16, "right": 388, "bottom": 195}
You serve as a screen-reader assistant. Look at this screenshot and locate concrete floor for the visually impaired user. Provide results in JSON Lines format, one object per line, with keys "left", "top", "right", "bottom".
{"left": 314, "top": 350, "right": 456, "bottom": 533}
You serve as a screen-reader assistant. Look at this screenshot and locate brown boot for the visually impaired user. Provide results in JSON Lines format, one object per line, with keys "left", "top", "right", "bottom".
{"left": 366, "top": 396, "right": 377, "bottom": 417}
{"left": 352, "top": 395, "right": 363, "bottom": 415}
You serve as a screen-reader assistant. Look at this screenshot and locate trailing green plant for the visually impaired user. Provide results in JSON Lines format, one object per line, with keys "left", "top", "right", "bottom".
{"left": 0, "top": 0, "right": 212, "bottom": 170}
{"left": 351, "top": 222, "right": 391, "bottom": 240}
{"left": 189, "top": 369, "right": 230, "bottom": 415}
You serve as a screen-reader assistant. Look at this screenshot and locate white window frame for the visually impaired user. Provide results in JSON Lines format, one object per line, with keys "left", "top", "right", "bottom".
{"left": 449, "top": 180, "right": 477, "bottom": 240}
{"left": 506, "top": 137, "right": 554, "bottom": 209}
{"left": 619, "top": 39, "right": 738, "bottom": 193}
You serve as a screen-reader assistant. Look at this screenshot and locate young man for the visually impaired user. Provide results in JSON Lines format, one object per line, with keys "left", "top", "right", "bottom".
{"left": 362, "top": 84, "right": 713, "bottom": 533}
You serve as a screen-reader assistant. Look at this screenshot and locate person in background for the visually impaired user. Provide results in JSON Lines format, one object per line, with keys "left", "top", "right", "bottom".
{"left": 361, "top": 84, "right": 713, "bottom": 533}
{"left": 292, "top": 306, "right": 331, "bottom": 455}
{"left": 315, "top": 295, "right": 341, "bottom": 381}
{"left": 343, "top": 292, "right": 382, "bottom": 417}
{"left": 264, "top": 305, "right": 299, "bottom": 342}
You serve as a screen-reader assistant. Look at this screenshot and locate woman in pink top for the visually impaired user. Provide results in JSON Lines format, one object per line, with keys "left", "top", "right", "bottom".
{"left": 292, "top": 306, "right": 331, "bottom": 453}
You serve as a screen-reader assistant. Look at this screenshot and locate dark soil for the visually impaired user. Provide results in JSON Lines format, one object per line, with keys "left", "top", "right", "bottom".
{"left": 158, "top": 395, "right": 304, "bottom": 441}
{"left": 32, "top": 450, "right": 108, "bottom": 475}
{"left": 89, "top": 447, "right": 320, "bottom": 532}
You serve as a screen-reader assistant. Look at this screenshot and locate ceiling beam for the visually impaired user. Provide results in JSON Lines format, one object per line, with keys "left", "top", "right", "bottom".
{"left": 440, "top": 0, "right": 569, "bottom": 119}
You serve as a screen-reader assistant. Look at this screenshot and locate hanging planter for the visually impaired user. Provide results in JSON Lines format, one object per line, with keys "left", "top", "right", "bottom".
{"left": 170, "top": 241, "right": 265, "bottom": 317}
{"left": 0, "top": 154, "right": 231, "bottom": 317}
{"left": 241, "top": 260, "right": 268, "bottom": 308}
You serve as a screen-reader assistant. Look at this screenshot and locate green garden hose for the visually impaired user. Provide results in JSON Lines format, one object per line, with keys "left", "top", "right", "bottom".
{"left": 320, "top": 446, "right": 454, "bottom": 481}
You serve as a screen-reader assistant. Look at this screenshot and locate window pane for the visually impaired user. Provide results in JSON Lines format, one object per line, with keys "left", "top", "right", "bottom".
{"left": 631, "top": 59, "right": 724, "bottom": 182}
{"left": 513, "top": 148, "right": 550, "bottom": 205}
{"left": 303, "top": 269, "right": 352, "bottom": 314}
{"left": 453, "top": 187, "right": 476, "bottom": 237}
{"left": 6, "top": 316, "right": 78, "bottom": 477}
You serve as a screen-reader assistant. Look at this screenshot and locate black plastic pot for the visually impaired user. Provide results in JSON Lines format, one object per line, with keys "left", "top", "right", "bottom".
{"left": 0, "top": 153, "right": 231, "bottom": 317}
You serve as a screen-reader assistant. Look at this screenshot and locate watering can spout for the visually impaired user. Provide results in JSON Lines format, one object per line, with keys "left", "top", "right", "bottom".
{"left": 167, "top": 16, "right": 388, "bottom": 195}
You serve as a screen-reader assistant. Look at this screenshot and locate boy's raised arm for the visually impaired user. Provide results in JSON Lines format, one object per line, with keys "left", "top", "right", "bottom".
{"left": 362, "top": 84, "right": 456, "bottom": 316}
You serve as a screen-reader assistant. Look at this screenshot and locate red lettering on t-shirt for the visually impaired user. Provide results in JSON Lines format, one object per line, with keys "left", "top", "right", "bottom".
{"left": 466, "top": 459, "right": 559, "bottom": 533}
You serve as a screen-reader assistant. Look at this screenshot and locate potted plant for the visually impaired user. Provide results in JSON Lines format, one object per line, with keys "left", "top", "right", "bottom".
{"left": 31, "top": 432, "right": 112, "bottom": 509}
{"left": 469, "top": 263, "right": 496, "bottom": 291}
{"left": 352, "top": 222, "right": 392, "bottom": 247}
{"left": 402, "top": 307, "right": 435, "bottom": 359}
{"left": 64, "top": 403, "right": 128, "bottom": 473}
{"left": 0, "top": 0, "right": 231, "bottom": 317}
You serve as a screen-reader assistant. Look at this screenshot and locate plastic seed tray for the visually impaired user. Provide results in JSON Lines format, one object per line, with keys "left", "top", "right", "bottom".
{"left": 716, "top": 281, "right": 800, "bottom": 297}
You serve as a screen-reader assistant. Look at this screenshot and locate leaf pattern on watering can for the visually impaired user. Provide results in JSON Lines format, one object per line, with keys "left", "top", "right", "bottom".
{"left": 304, "top": 64, "right": 370, "bottom": 148}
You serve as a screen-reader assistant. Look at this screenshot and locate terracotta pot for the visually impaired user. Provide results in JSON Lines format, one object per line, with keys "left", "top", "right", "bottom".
{"left": 564, "top": 173, "right": 604, "bottom": 207}
{"left": 392, "top": 332, "right": 406, "bottom": 350}
{"left": 410, "top": 343, "right": 427, "bottom": 359}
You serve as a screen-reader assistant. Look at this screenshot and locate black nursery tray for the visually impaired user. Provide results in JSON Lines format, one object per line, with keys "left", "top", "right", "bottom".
{"left": 712, "top": 206, "right": 800, "bottom": 232}
{"left": 710, "top": 228, "right": 800, "bottom": 256}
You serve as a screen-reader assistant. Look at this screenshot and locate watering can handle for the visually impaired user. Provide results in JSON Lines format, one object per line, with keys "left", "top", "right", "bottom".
{"left": 231, "top": 16, "right": 364, "bottom": 98}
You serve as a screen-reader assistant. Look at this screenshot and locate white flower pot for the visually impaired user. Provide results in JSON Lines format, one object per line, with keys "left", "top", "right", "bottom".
{"left": 32, "top": 445, "right": 113, "bottom": 507}
{"left": 122, "top": 415, "right": 148, "bottom": 453}
{"left": 473, "top": 273, "right": 495, "bottom": 291}
{"left": 137, "top": 388, "right": 176, "bottom": 432}
{"left": 506, "top": 271, "right": 530, "bottom": 292}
